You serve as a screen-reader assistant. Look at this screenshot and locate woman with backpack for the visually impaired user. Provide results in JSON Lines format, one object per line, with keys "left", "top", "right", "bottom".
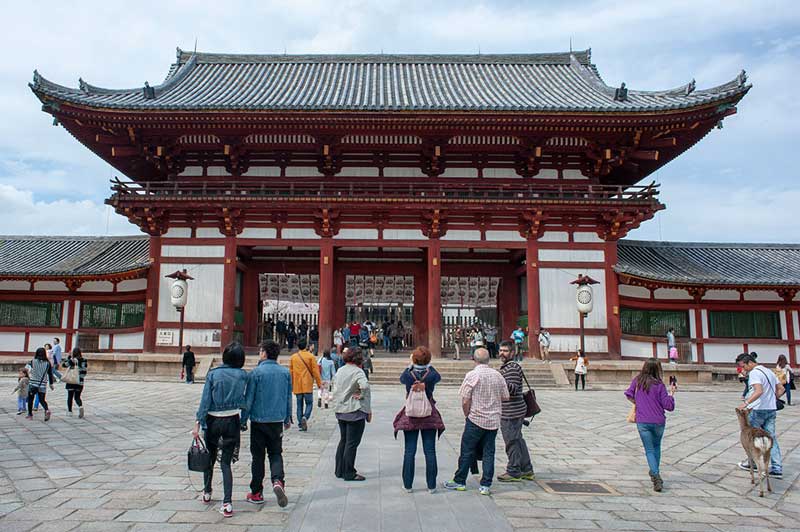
{"left": 26, "top": 347, "right": 54, "bottom": 421}
{"left": 64, "top": 347, "right": 88, "bottom": 418}
{"left": 393, "top": 346, "right": 445, "bottom": 493}
{"left": 775, "top": 354, "right": 793, "bottom": 406}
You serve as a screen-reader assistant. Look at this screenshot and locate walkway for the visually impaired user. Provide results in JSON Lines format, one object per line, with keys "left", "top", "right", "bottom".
{"left": 0, "top": 377, "right": 798, "bottom": 531}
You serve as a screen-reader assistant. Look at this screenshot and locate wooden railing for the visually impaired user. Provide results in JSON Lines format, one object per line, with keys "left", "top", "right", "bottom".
{"left": 110, "top": 178, "right": 660, "bottom": 202}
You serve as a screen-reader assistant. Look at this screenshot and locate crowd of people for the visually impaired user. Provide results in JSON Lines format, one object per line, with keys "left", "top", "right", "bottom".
{"left": 13, "top": 337, "right": 88, "bottom": 421}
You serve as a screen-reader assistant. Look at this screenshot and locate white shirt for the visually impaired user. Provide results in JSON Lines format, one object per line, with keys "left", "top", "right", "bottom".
{"left": 747, "top": 365, "right": 779, "bottom": 410}
{"left": 538, "top": 332, "right": 551, "bottom": 347}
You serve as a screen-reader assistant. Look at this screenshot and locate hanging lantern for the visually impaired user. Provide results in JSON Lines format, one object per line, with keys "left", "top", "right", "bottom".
{"left": 164, "top": 269, "right": 194, "bottom": 309}
{"left": 570, "top": 274, "right": 600, "bottom": 314}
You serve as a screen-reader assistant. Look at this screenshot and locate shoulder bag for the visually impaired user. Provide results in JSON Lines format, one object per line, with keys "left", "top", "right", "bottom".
{"left": 755, "top": 368, "right": 785, "bottom": 411}
{"left": 62, "top": 364, "right": 80, "bottom": 385}
{"left": 520, "top": 366, "right": 541, "bottom": 418}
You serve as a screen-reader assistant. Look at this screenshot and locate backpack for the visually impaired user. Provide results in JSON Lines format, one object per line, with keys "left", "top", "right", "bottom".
{"left": 404, "top": 369, "right": 432, "bottom": 418}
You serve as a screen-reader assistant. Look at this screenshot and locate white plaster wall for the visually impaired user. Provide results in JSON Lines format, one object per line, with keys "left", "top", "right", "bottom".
{"left": 441, "top": 230, "right": 481, "bottom": 241}
{"left": 99, "top": 334, "right": 110, "bottom": 350}
{"left": 282, "top": 228, "right": 320, "bottom": 239}
{"left": 704, "top": 343, "right": 743, "bottom": 363}
{"left": 342, "top": 167, "right": 379, "bottom": 177}
{"left": 285, "top": 166, "right": 324, "bottom": 177}
{"left": 539, "top": 232, "right": 569, "bottom": 243}
{"left": 483, "top": 168, "right": 517, "bottom": 178}
{"left": 573, "top": 232, "right": 603, "bottom": 243}
{"left": 538, "top": 268, "right": 607, "bottom": 328}
{"left": 780, "top": 311, "right": 788, "bottom": 340}
{"left": 113, "top": 332, "right": 144, "bottom": 350}
{"left": 704, "top": 289, "right": 739, "bottom": 300}
{"left": 243, "top": 167, "right": 281, "bottom": 177}
{"left": 162, "top": 245, "right": 225, "bottom": 258}
{"left": 384, "top": 229, "right": 426, "bottom": 240}
{"left": 745, "top": 344, "right": 788, "bottom": 364}
{"left": 158, "top": 328, "right": 221, "bottom": 348}
{"left": 158, "top": 264, "right": 224, "bottom": 322}
{"left": 164, "top": 227, "right": 192, "bottom": 238}
{"left": 701, "top": 310, "right": 709, "bottom": 337}
{"left": 537, "top": 169, "right": 558, "bottom": 179}
{"left": 793, "top": 310, "right": 799, "bottom": 340}
{"left": 61, "top": 301, "right": 70, "bottom": 328}
{"left": 0, "top": 332, "right": 25, "bottom": 351}
{"left": 549, "top": 334, "right": 607, "bottom": 353}
{"left": 207, "top": 166, "right": 232, "bottom": 176}
{"left": 77, "top": 281, "right": 114, "bottom": 292}
{"left": 335, "top": 229, "right": 379, "bottom": 239}
{"left": 744, "top": 291, "right": 783, "bottom": 301}
{"left": 485, "top": 231, "right": 525, "bottom": 242}
{"left": 383, "top": 167, "right": 428, "bottom": 178}
{"left": 538, "top": 249, "right": 604, "bottom": 263}
{"left": 118, "top": 279, "right": 148, "bottom": 292}
{"left": 621, "top": 338, "right": 654, "bottom": 358}
{"left": 179, "top": 166, "right": 203, "bottom": 176}
{"left": 196, "top": 228, "right": 224, "bottom": 238}
{"left": 689, "top": 309, "right": 698, "bottom": 338}
{"left": 438, "top": 168, "right": 478, "bottom": 178}
{"left": 72, "top": 301, "right": 81, "bottom": 328}
{"left": 691, "top": 343, "right": 698, "bottom": 362}
{"left": 28, "top": 333, "right": 57, "bottom": 351}
{"left": 34, "top": 281, "right": 68, "bottom": 291}
{"left": 0, "top": 281, "right": 31, "bottom": 291}
{"left": 653, "top": 288, "right": 692, "bottom": 300}
{"left": 562, "top": 169, "right": 587, "bottom": 179}
{"left": 239, "top": 228, "right": 277, "bottom": 239}
{"left": 619, "top": 285, "right": 650, "bottom": 298}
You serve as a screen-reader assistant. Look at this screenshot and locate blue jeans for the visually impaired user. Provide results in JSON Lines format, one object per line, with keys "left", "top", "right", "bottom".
{"left": 383, "top": 335, "right": 391, "bottom": 350}
{"left": 636, "top": 423, "right": 665, "bottom": 475}
{"left": 749, "top": 410, "right": 782, "bottom": 473}
{"left": 403, "top": 429, "right": 438, "bottom": 490}
{"left": 17, "top": 396, "right": 26, "bottom": 411}
{"left": 295, "top": 393, "right": 313, "bottom": 423}
{"left": 453, "top": 419, "right": 497, "bottom": 487}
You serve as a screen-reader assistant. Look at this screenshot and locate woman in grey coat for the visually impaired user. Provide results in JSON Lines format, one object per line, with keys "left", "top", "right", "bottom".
{"left": 332, "top": 347, "right": 371, "bottom": 481}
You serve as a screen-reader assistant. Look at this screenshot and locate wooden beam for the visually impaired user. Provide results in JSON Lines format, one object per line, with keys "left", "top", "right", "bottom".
{"left": 111, "top": 146, "right": 139, "bottom": 157}
{"left": 630, "top": 150, "right": 659, "bottom": 161}
{"left": 644, "top": 137, "right": 677, "bottom": 148}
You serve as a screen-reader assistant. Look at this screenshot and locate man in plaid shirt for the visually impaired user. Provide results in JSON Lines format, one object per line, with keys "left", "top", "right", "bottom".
{"left": 444, "top": 348, "right": 509, "bottom": 495}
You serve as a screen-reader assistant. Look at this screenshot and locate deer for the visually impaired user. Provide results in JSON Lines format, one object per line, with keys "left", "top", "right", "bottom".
{"left": 736, "top": 408, "right": 773, "bottom": 497}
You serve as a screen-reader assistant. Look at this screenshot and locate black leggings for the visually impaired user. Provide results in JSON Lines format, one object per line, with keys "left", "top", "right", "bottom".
{"left": 575, "top": 373, "right": 586, "bottom": 390}
{"left": 67, "top": 387, "right": 83, "bottom": 411}
{"left": 27, "top": 389, "right": 48, "bottom": 415}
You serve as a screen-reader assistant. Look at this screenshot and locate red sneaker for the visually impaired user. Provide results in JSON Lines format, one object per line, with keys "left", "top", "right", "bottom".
{"left": 219, "top": 502, "right": 233, "bottom": 517}
{"left": 246, "top": 492, "right": 264, "bottom": 505}
{"left": 273, "top": 481, "right": 288, "bottom": 508}
{"left": 201, "top": 492, "right": 211, "bottom": 504}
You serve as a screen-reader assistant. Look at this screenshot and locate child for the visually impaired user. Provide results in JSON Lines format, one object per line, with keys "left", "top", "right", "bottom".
{"left": 13, "top": 368, "right": 29, "bottom": 414}
{"left": 318, "top": 349, "right": 336, "bottom": 408}
{"left": 571, "top": 350, "right": 589, "bottom": 390}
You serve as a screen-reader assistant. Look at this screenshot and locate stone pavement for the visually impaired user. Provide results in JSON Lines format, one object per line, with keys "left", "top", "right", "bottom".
{"left": 0, "top": 376, "right": 798, "bottom": 532}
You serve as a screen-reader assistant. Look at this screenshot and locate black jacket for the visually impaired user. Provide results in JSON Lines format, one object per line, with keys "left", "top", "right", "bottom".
{"left": 182, "top": 350, "right": 196, "bottom": 368}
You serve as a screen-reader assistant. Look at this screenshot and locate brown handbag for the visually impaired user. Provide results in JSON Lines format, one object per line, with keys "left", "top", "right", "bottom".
{"left": 520, "top": 369, "right": 541, "bottom": 418}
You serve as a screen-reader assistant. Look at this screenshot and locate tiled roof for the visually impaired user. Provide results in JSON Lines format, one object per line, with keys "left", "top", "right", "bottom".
{"left": 29, "top": 49, "right": 750, "bottom": 113}
{"left": 616, "top": 240, "right": 800, "bottom": 287}
{"left": 0, "top": 236, "right": 150, "bottom": 279}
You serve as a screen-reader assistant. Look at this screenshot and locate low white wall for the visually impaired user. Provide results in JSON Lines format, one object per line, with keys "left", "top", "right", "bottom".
{"left": 157, "top": 328, "right": 221, "bottom": 348}
{"left": 0, "top": 332, "right": 25, "bottom": 352}
{"left": 703, "top": 343, "right": 742, "bottom": 363}
{"left": 113, "top": 332, "right": 144, "bottom": 350}
{"left": 549, "top": 334, "right": 607, "bottom": 353}
{"left": 621, "top": 338, "right": 653, "bottom": 358}
{"left": 747, "top": 344, "right": 789, "bottom": 364}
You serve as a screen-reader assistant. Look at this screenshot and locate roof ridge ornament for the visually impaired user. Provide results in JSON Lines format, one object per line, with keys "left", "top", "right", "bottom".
{"left": 737, "top": 69, "right": 747, "bottom": 88}
{"left": 143, "top": 81, "right": 155, "bottom": 99}
{"left": 685, "top": 79, "right": 696, "bottom": 96}
{"left": 614, "top": 82, "right": 627, "bottom": 102}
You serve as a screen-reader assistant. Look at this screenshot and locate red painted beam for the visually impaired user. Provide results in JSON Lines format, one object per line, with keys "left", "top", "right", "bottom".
{"left": 220, "top": 236, "right": 237, "bottom": 347}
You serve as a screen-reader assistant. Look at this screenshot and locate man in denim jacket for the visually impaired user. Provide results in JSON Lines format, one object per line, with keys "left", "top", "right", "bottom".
{"left": 241, "top": 340, "right": 292, "bottom": 507}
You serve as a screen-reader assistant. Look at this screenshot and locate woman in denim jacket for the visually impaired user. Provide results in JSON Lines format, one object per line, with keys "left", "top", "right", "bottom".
{"left": 192, "top": 342, "right": 248, "bottom": 517}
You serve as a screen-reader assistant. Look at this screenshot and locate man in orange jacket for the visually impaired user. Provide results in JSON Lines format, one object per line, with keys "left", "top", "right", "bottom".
{"left": 289, "top": 339, "right": 322, "bottom": 431}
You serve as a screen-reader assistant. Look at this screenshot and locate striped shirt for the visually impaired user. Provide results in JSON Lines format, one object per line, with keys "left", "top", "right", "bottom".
{"left": 28, "top": 359, "right": 53, "bottom": 389}
{"left": 499, "top": 361, "right": 528, "bottom": 420}
{"left": 459, "top": 364, "right": 509, "bottom": 430}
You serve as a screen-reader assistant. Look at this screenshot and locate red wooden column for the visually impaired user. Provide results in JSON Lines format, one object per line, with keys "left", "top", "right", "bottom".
{"left": 785, "top": 309, "right": 797, "bottom": 366}
{"left": 694, "top": 307, "right": 705, "bottom": 363}
{"left": 318, "top": 238, "right": 335, "bottom": 352}
{"left": 333, "top": 266, "right": 346, "bottom": 334}
{"left": 143, "top": 235, "right": 162, "bottom": 353}
{"left": 64, "top": 297, "right": 77, "bottom": 352}
{"left": 525, "top": 238, "right": 541, "bottom": 358}
{"left": 604, "top": 241, "right": 622, "bottom": 358}
{"left": 220, "top": 236, "right": 237, "bottom": 347}
{"left": 241, "top": 268, "right": 260, "bottom": 346}
{"left": 427, "top": 241, "right": 442, "bottom": 357}
{"left": 500, "top": 270, "right": 520, "bottom": 341}
{"left": 414, "top": 271, "right": 428, "bottom": 348}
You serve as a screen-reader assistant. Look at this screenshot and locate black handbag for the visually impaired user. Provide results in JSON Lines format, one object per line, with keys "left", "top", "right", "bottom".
{"left": 520, "top": 368, "right": 541, "bottom": 418}
{"left": 188, "top": 436, "right": 211, "bottom": 472}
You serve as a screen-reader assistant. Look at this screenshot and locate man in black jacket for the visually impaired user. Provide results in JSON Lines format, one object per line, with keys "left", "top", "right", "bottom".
{"left": 182, "top": 345, "right": 196, "bottom": 384}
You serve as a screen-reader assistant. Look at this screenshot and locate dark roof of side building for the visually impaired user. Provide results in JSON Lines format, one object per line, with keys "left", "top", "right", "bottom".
{"left": 0, "top": 236, "right": 150, "bottom": 279}
{"left": 616, "top": 240, "right": 800, "bottom": 287}
{"left": 29, "top": 48, "right": 750, "bottom": 113}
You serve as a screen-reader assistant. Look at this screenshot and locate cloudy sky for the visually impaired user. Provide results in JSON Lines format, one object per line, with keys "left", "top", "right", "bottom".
{"left": 1, "top": 1, "right": 798, "bottom": 242}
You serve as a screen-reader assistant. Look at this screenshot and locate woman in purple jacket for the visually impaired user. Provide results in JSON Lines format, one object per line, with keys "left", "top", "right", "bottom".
{"left": 624, "top": 358, "right": 676, "bottom": 492}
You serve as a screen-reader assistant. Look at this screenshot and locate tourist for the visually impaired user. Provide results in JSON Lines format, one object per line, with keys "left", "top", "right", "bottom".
{"left": 624, "top": 358, "right": 676, "bottom": 492}
{"left": 470, "top": 326, "right": 485, "bottom": 356}
{"left": 511, "top": 327, "right": 526, "bottom": 361}
{"left": 358, "top": 325, "right": 370, "bottom": 351}
{"left": 26, "top": 347, "right": 55, "bottom": 421}
{"left": 182, "top": 345, "right": 196, "bottom": 384}
{"left": 332, "top": 347, "right": 372, "bottom": 481}
{"left": 342, "top": 324, "right": 351, "bottom": 347}
{"left": 318, "top": 349, "right": 336, "bottom": 408}
{"left": 333, "top": 327, "right": 344, "bottom": 353}
{"left": 65, "top": 347, "right": 88, "bottom": 418}
{"left": 394, "top": 346, "right": 444, "bottom": 493}
{"left": 298, "top": 319, "right": 309, "bottom": 345}
{"left": 51, "top": 337, "right": 64, "bottom": 381}
{"left": 774, "top": 355, "right": 793, "bottom": 406}
{"left": 485, "top": 325, "right": 498, "bottom": 359}
{"left": 13, "top": 367, "right": 29, "bottom": 415}
{"left": 452, "top": 325, "right": 463, "bottom": 360}
{"left": 349, "top": 321, "right": 361, "bottom": 347}
{"left": 497, "top": 340, "right": 534, "bottom": 482}
{"left": 241, "top": 340, "right": 291, "bottom": 508}
{"left": 362, "top": 349, "right": 374, "bottom": 380}
{"left": 571, "top": 350, "right": 589, "bottom": 391}
{"left": 537, "top": 329, "right": 551, "bottom": 362}
{"left": 444, "top": 348, "right": 509, "bottom": 495}
{"left": 390, "top": 321, "right": 403, "bottom": 352}
{"left": 331, "top": 346, "right": 343, "bottom": 370}
{"left": 286, "top": 322, "right": 297, "bottom": 351}
{"left": 289, "top": 339, "right": 322, "bottom": 431}
{"left": 736, "top": 352, "right": 784, "bottom": 478}
{"left": 264, "top": 316, "right": 275, "bottom": 340}
{"left": 382, "top": 319, "right": 391, "bottom": 351}
{"left": 276, "top": 317, "right": 287, "bottom": 348}
{"left": 309, "top": 325, "right": 319, "bottom": 355}
{"left": 192, "top": 342, "right": 248, "bottom": 518}
{"left": 666, "top": 327, "right": 677, "bottom": 363}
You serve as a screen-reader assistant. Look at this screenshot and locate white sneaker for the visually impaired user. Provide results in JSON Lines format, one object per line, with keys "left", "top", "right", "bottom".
{"left": 219, "top": 502, "right": 233, "bottom": 518}
{"left": 405, "top": 488, "right": 413, "bottom": 493}
{"left": 478, "top": 486, "right": 491, "bottom": 496}
{"left": 428, "top": 488, "right": 437, "bottom": 494}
